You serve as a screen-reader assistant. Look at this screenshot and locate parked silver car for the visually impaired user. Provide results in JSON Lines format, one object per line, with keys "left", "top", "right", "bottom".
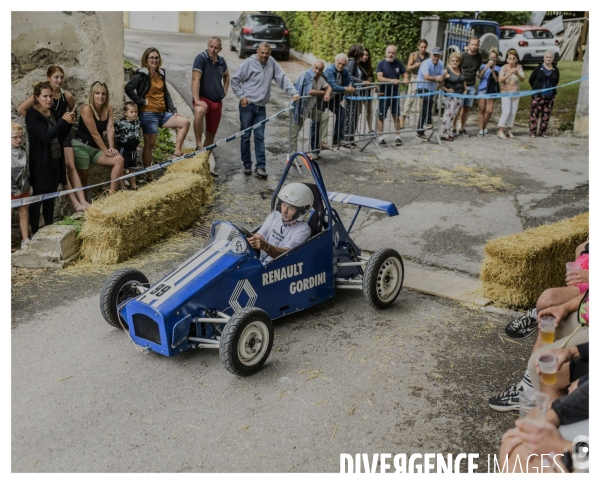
{"left": 499, "top": 26, "right": 560, "bottom": 65}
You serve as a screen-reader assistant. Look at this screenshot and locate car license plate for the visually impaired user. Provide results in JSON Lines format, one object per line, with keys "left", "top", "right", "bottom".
{"left": 269, "top": 43, "right": 276, "bottom": 49}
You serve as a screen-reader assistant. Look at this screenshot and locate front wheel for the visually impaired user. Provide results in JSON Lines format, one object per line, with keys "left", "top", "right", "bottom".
{"left": 100, "top": 269, "right": 149, "bottom": 329}
{"left": 220, "top": 308, "right": 274, "bottom": 376}
{"left": 363, "top": 249, "right": 404, "bottom": 309}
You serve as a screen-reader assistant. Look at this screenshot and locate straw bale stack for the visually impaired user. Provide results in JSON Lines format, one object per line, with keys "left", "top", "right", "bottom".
{"left": 79, "top": 152, "right": 214, "bottom": 264}
{"left": 480, "top": 213, "right": 588, "bottom": 308}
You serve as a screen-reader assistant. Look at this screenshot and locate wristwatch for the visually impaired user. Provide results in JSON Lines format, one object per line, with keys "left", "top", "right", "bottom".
{"left": 562, "top": 448, "right": 574, "bottom": 473}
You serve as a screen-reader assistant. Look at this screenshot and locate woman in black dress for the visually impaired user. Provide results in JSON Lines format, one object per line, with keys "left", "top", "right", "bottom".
{"left": 25, "top": 81, "right": 75, "bottom": 234}
{"left": 18, "top": 66, "right": 90, "bottom": 210}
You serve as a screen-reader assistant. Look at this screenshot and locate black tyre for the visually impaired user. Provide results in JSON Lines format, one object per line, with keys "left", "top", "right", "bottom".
{"left": 362, "top": 249, "right": 404, "bottom": 309}
{"left": 237, "top": 39, "right": 246, "bottom": 59}
{"left": 220, "top": 308, "right": 274, "bottom": 376}
{"left": 100, "top": 269, "right": 149, "bottom": 329}
{"left": 229, "top": 42, "right": 235, "bottom": 51}
{"left": 282, "top": 52, "right": 290, "bottom": 61}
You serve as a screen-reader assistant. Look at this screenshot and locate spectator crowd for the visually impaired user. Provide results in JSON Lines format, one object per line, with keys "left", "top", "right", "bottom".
{"left": 12, "top": 37, "right": 562, "bottom": 251}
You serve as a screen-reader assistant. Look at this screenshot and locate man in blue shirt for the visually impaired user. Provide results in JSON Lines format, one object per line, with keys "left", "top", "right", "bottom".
{"left": 415, "top": 47, "right": 444, "bottom": 140}
{"left": 322, "top": 54, "right": 355, "bottom": 146}
{"left": 376, "top": 45, "right": 409, "bottom": 146}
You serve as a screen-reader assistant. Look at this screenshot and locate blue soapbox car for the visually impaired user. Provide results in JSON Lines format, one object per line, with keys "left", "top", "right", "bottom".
{"left": 100, "top": 153, "right": 404, "bottom": 376}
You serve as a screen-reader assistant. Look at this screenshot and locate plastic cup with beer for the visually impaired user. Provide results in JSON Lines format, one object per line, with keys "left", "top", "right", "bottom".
{"left": 539, "top": 316, "right": 556, "bottom": 344}
{"left": 538, "top": 353, "right": 558, "bottom": 385}
{"left": 519, "top": 391, "right": 549, "bottom": 428}
{"left": 566, "top": 262, "right": 581, "bottom": 273}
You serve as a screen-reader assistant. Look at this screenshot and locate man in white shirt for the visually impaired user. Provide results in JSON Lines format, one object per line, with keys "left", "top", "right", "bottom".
{"left": 248, "top": 183, "right": 313, "bottom": 264}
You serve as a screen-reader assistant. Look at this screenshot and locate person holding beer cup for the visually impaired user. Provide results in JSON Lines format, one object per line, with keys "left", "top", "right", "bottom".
{"left": 489, "top": 290, "right": 588, "bottom": 411}
{"left": 535, "top": 343, "right": 588, "bottom": 397}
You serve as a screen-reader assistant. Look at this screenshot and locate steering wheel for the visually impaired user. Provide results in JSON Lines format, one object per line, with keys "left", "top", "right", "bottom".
{"left": 235, "top": 225, "right": 261, "bottom": 257}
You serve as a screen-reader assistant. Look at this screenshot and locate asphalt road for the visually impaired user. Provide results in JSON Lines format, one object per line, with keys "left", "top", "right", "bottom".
{"left": 11, "top": 29, "right": 588, "bottom": 473}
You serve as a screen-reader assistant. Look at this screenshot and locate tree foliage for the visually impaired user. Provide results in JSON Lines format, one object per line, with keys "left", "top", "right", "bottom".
{"left": 275, "top": 11, "right": 532, "bottom": 63}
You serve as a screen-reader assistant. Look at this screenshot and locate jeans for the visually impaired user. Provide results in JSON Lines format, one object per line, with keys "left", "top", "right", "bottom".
{"left": 239, "top": 103, "right": 266, "bottom": 169}
{"left": 324, "top": 98, "right": 346, "bottom": 145}
{"left": 416, "top": 88, "right": 434, "bottom": 136}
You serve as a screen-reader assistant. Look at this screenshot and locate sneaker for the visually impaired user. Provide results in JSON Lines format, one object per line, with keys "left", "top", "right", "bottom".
{"left": 416, "top": 134, "right": 428, "bottom": 141}
{"left": 20, "top": 238, "right": 30, "bottom": 249}
{"left": 483, "top": 129, "right": 489, "bottom": 136}
{"left": 505, "top": 309, "right": 538, "bottom": 339}
{"left": 452, "top": 129, "right": 458, "bottom": 137}
{"left": 477, "top": 130, "right": 484, "bottom": 137}
{"left": 488, "top": 383, "right": 521, "bottom": 412}
{"left": 395, "top": 138, "right": 402, "bottom": 146}
{"left": 243, "top": 166, "right": 252, "bottom": 176}
{"left": 459, "top": 129, "right": 469, "bottom": 137}
{"left": 253, "top": 168, "right": 268, "bottom": 179}
{"left": 379, "top": 138, "right": 387, "bottom": 145}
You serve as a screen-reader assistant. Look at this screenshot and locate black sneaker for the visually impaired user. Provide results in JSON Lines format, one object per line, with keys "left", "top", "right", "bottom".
{"left": 243, "top": 166, "right": 252, "bottom": 176}
{"left": 488, "top": 383, "right": 521, "bottom": 412}
{"left": 254, "top": 168, "right": 268, "bottom": 179}
{"left": 505, "top": 309, "right": 538, "bottom": 339}
{"left": 379, "top": 139, "right": 387, "bottom": 145}
{"left": 452, "top": 129, "right": 458, "bottom": 137}
{"left": 459, "top": 129, "right": 469, "bottom": 137}
{"left": 395, "top": 138, "right": 403, "bottom": 146}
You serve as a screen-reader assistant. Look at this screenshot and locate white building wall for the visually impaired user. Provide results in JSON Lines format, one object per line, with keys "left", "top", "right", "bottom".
{"left": 194, "top": 11, "right": 242, "bottom": 37}
{"left": 128, "top": 11, "right": 179, "bottom": 33}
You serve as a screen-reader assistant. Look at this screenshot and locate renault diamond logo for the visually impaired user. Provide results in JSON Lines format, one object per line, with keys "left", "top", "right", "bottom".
{"left": 229, "top": 279, "right": 258, "bottom": 312}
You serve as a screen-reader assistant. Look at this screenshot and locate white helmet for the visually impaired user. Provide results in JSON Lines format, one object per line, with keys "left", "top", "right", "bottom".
{"left": 276, "top": 183, "right": 314, "bottom": 222}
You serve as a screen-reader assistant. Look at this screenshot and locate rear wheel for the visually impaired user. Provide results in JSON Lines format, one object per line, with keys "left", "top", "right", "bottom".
{"left": 100, "top": 269, "right": 149, "bottom": 329}
{"left": 230, "top": 41, "right": 236, "bottom": 51}
{"left": 363, "top": 249, "right": 404, "bottom": 309}
{"left": 220, "top": 308, "right": 274, "bottom": 376}
{"left": 282, "top": 52, "right": 290, "bottom": 61}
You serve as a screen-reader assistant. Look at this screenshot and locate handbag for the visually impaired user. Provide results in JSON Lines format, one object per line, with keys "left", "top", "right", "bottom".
{"left": 486, "top": 70, "right": 500, "bottom": 94}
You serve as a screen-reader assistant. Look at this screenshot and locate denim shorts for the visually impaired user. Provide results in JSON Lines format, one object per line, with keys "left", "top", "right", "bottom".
{"left": 462, "top": 85, "right": 477, "bottom": 108}
{"left": 139, "top": 111, "right": 173, "bottom": 135}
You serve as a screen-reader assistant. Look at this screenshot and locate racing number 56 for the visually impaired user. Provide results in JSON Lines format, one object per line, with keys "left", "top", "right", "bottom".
{"left": 150, "top": 284, "right": 171, "bottom": 297}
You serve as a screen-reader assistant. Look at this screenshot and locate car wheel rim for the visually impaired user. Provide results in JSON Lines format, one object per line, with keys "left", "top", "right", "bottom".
{"left": 117, "top": 281, "right": 140, "bottom": 306}
{"left": 238, "top": 321, "right": 269, "bottom": 366}
{"left": 376, "top": 258, "right": 401, "bottom": 303}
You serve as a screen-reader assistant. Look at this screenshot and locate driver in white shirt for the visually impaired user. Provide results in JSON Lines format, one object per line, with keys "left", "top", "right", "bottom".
{"left": 248, "top": 183, "right": 313, "bottom": 264}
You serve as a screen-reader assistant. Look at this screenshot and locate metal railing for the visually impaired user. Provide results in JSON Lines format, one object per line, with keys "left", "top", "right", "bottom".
{"left": 288, "top": 80, "right": 443, "bottom": 160}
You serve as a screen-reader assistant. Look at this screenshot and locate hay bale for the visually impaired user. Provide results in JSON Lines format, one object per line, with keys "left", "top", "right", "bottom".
{"left": 481, "top": 213, "right": 588, "bottom": 308}
{"left": 167, "top": 151, "right": 212, "bottom": 177}
{"left": 80, "top": 171, "right": 214, "bottom": 264}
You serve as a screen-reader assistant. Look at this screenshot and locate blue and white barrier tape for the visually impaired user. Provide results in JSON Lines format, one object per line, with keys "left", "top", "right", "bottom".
{"left": 347, "top": 76, "right": 588, "bottom": 102}
{"left": 11, "top": 105, "right": 293, "bottom": 209}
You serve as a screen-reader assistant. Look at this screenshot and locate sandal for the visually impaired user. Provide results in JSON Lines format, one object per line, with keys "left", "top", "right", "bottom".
{"left": 146, "top": 176, "right": 155, "bottom": 183}
{"left": 497, "top": 132, "right": 507, "bottom": 140}
{"left": 507, "top": 131, "right": 515, "bottom": 139}
{"left": 530, "top": 134, "right": 536, "bottom": 138}
{"left": 541, "top": 134, "right": 548, "bottom": 138}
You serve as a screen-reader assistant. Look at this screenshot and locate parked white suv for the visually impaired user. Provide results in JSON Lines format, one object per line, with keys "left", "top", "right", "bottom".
{"left": 499, "top": 26, "right": 560, "bottom": 65}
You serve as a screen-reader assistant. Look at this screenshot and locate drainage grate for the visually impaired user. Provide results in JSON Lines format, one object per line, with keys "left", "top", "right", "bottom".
{"left": 188, "top": 224, "right": 211, "bottom": 238}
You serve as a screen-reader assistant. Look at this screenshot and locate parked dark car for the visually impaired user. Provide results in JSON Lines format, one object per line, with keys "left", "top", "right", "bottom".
{"left": 229, "top": 12, "right": 290, "bottom": 60}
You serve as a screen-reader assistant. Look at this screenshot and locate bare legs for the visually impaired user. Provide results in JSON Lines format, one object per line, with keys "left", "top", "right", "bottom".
{"left": 162, "top": 115, "right": 191, "bottom": 156}
{"left": 193, "top": 103, "right": 207, "bottom": 148}
{"left": 478, "top": 98, "right": 495, "bottom": 132}
{"left": 64, "top": 147, "right": 90, "bottom": 210}
{"left": 142, "top": 132, "right": 157, "bottom": 181}
{"left": 77, "top": 153, "right": 124, "bottom": 193}
{"left": 17, "top": 205, "right": 29, "bottom": 241}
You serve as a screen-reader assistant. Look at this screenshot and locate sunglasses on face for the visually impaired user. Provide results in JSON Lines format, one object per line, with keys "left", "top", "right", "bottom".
{"left": 92, "top": 81, "right": 107, "bottom": 88}
{"left": 147, "top": 55, "right": 160, "bottom": 60}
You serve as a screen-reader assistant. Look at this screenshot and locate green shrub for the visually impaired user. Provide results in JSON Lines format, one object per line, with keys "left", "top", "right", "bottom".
{"left": 276, "top": 11, "right": 531, "bottom": 63}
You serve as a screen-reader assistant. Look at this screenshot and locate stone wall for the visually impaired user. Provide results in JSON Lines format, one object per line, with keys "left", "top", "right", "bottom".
{"left": 11, "top": 11, "right": 125, "bottom": 218}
